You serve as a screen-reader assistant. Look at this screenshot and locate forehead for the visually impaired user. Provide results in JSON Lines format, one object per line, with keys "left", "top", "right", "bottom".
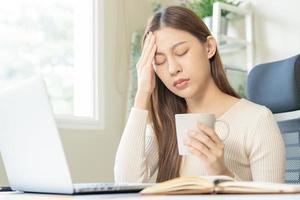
{"left": 153, "top": 27, "right": 198, "bottom": 50}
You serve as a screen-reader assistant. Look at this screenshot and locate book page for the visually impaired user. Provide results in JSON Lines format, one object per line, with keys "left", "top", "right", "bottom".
{"left": 216, "top": 181, "right": 300, "bottom": 194}
{"left": 140, "top": 176, "right": 234, "bottom": 195}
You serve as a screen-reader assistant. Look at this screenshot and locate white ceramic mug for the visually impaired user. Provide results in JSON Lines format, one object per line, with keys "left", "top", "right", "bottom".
{"left": 175, "top": 113, "right": 229, "bottom": 155}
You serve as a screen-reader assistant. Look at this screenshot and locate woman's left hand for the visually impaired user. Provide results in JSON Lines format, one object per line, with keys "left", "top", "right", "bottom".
{"left": 183, "top": 122, "right": 233, "bottom": 177}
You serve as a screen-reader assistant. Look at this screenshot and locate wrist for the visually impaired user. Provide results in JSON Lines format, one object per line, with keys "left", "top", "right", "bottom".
{"left": 134, "top": 90, "right": 152, "bottom": 110}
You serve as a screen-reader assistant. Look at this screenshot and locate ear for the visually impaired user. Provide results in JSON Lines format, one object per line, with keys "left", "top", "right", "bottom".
{"left": 205, "top": 36, "right": 217, "bottom": 59}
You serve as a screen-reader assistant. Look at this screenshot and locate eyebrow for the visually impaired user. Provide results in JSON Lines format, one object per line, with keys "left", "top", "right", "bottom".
{"left": 155, "top": 41, "right": 188, "bottom": 56}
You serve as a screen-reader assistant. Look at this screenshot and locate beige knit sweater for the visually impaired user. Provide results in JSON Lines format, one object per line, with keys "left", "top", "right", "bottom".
{"left": 114, "top": 98, "right": 285, "bottom": 183}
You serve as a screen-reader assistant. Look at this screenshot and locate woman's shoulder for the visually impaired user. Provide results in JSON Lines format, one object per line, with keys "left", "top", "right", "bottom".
{"left": 227, "top": 98, "right": 274, "bottom": 123}
{"left": 238, "top": 98, "right": 272, "bottom": 115}
{"left": 227, "top": 99, "right": 279, "bottom": 139}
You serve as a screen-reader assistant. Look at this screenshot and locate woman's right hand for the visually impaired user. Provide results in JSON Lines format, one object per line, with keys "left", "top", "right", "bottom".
{"left": 134, "top": 32, "right": 157, "bottom": 109}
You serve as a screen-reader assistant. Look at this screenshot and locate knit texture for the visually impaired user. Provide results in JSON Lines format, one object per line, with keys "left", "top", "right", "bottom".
{"left": 114, "top": 98, "right": 285, "bottom": 183}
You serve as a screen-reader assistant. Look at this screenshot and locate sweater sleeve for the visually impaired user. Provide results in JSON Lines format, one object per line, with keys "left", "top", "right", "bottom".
{"left": 246, "top": 107, "right": 286, "bottom": 183}
{"left": 114, "top": 107, "right": 159, "bottom": 183}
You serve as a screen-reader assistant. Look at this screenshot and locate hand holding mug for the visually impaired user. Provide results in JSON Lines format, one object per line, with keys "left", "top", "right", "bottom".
{"left": 175, "top": 113, "right": 232, "bottom": 176}
{"left": 184, "top": 122, "right": 231, "bottom": 176}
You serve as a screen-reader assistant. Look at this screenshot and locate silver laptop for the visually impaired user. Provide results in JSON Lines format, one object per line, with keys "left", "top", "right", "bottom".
{"left": 0, "top": 76, "right": 152, "bottom": 194}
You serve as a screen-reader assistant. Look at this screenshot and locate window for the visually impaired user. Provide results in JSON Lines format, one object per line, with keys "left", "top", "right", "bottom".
{"left": 0, "top": 0, "right": 104, "bottom": 129}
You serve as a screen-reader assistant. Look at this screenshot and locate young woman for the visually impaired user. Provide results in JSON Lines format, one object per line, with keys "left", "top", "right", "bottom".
{"left": 114, "top": 6, "right": 285, "bottom": 183}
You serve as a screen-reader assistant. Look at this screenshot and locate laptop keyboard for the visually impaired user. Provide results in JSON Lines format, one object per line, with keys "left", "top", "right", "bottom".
{"left": 73, "top": 182, "right": 153, "bottom": 193}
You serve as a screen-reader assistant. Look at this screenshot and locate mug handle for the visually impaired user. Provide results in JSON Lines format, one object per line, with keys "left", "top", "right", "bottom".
{"left": 215, "top": 120, "right": 230, "bottom": 141}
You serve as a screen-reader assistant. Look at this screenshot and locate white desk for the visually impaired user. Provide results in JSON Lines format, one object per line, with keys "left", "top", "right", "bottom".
{"left": 1, "top": 192, "right": 300, "bottom": 200}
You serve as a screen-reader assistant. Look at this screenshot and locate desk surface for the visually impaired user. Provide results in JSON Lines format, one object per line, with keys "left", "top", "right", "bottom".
{"left": 1, "top": 192, "right": 300, "bottom": 200}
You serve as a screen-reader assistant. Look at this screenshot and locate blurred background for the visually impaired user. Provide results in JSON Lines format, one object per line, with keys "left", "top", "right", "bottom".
{"left": 0, "top": 0, "right": 299, "bottom": 184}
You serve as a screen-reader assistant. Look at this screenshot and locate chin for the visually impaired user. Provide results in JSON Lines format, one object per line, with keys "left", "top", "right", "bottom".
{"left": 171, "top": 88, "right": 197, "bottom": 99}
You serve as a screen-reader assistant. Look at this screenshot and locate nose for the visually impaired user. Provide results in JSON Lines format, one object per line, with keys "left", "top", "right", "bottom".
{"left": 168, "top": 59, "right": 182, "bottom": 76}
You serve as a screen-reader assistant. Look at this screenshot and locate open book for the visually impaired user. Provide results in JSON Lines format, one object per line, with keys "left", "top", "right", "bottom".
{"left": 140, "top": 176, "right": 300, "bottom": 195}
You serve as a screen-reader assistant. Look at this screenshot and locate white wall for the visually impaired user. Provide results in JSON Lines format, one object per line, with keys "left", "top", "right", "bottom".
{"left": 250, "top": 0, "right": 300, "bottom": 64}
{"left": 223, "top": 0, "right": 300, "bottom": 68}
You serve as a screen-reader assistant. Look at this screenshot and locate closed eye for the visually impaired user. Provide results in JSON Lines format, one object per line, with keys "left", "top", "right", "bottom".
{"left": 154, "top": 55, "right": 166, "bottom": 65}
{"left": 175, "top": 49, "right": 188, "bottom": 56}
{"left": 155, "top": 60, "right": 166, "bottom": 65}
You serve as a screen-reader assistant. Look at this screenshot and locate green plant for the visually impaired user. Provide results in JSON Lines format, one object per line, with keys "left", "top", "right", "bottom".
{"left": 151, "top": 1, "right": 162, "bottom": 12}
{"left": 183, "top": 0, "right": 240, "bottom": 19}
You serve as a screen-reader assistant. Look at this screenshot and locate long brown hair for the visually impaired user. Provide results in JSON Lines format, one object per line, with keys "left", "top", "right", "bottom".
{"left": 141, "top": 6, "right": 239, "bottom": 183}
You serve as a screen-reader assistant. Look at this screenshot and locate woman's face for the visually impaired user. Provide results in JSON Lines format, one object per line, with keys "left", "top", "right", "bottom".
{"left": 153, "top": 27, "right": 215, "bottom": 99}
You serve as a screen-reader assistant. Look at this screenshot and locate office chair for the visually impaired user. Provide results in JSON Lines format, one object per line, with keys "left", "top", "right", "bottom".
{"left": 247, "top": 54, "right": 300, "bottom": 184}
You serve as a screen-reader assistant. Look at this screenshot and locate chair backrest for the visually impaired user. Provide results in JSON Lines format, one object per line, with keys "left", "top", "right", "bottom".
{"left": 247, "top": 54, "right": 300, "bottom": 183}
{"left": 277, "top": 119, "right": 300, "bottom": 183}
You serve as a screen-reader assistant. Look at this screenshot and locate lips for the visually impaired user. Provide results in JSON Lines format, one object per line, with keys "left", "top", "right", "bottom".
{"left": 173, "top": 78, "right": 190, "bottom": 89}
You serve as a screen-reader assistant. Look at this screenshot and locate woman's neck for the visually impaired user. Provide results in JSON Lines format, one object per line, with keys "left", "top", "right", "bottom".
{"left": 185, "top": 80, "right": 236, "bottom": 117}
